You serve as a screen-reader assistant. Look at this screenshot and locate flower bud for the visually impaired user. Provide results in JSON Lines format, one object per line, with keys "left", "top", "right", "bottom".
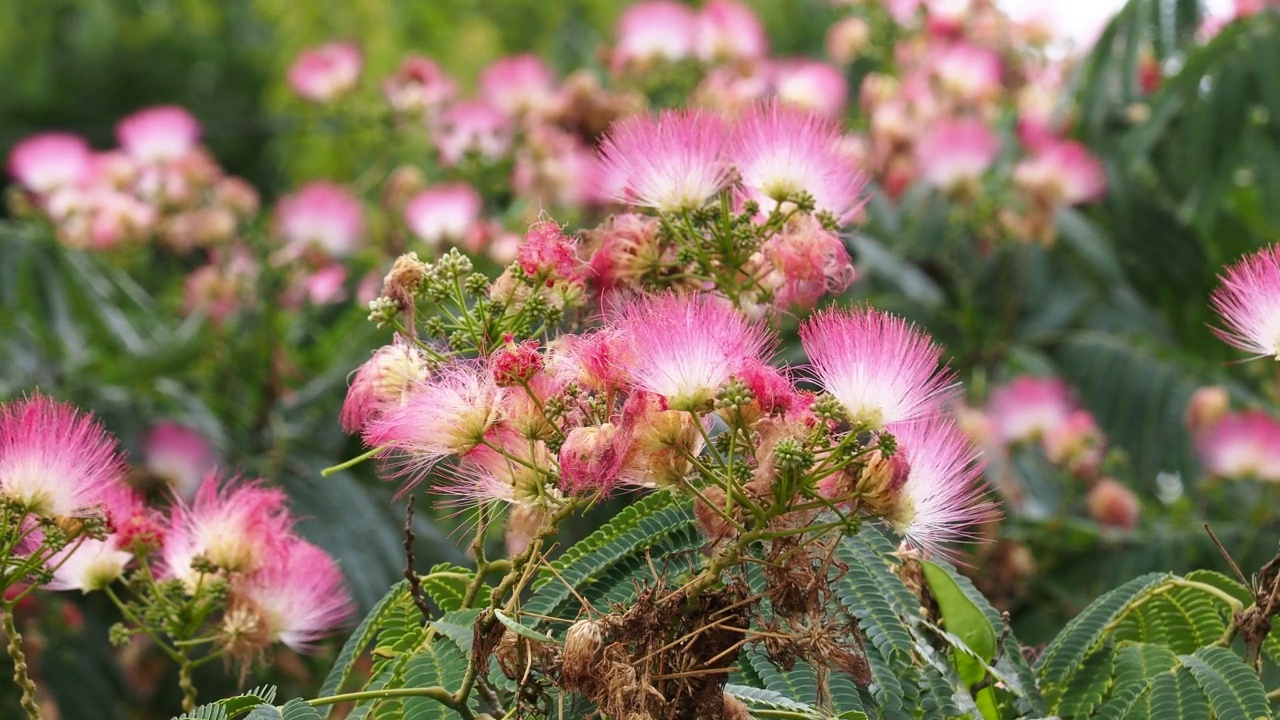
{"left": 1185, "top": 386, "right": 1230, "bottom": 432}
{"left": 693, "top": 485, "right": 737, "bottom": 543}
{"left": 855, "top": 448, "right": 911, "bottom": 518}
{"left": 1086, "top": 478, "right": 1140, "bottom": 531}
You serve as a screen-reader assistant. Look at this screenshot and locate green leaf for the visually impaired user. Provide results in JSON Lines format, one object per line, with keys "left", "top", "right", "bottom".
{"left": 279, "top": 699, "right": 323, "bottom": 720}
{"left": 722, "top": 684, "right": 823, "bottom": 714}
{"left": 401, "top": 643, "right": 471, "bottom": 720}
{"left": 920, "top": 560, "right": 997, "bottom": 680}
{"left": 420, "top": 563, "right": 478, "bottom": 613}
{"left": 1094, "top": 642, "right": 1180, "bottom": 720}
{"left": 430, "top": 608, "right": 483, "bottom": 656}
{"left": 1053, "top": 644, "right": 1115, "bottom": 718}
{"left": 317, "top": 580, "right": 409, "bottom": 709}
{"left": 1182, "top": 646, "right": 1270, "bottom": 720}
{"left": 494, "top": 609, "right": 556, "bottom": 643}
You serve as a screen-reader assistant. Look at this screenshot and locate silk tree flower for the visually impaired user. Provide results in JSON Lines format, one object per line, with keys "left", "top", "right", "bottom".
{"left": 228, "top": 536, "right": 352, "bottom": 653}
{"left": 883, "top": 418, "right": 999, "bottom": 559}
{"left": 115, "top": 105, "right": 201, "bottom": 165}
{"left": 616, "top": 391, "right": 705, "bottom": 488}
{"left": 1013, "top": 140, "right": 1107, "bottom": 205}
{"left": 143, "top": 422, "right": 217, "bottom": 499}
{"left": 44, "top": 538, "right": 133, "bottom": 593}
{"left": 1195, "top": 411, "right": 1280, "bottom": 481}
{"left": 931, "top": 42, "right": 1003, "bottom": 103}
{"left": 985, "top": 375, "right": 1076, "bottom": 443}
{"left": 383, "top": 55, "right": 457, "bottom": 115}
{"left": 287, "top": 42, "right": 362, "bottom": 103}
{"left": 363, "top": 364, "right": 504, "bottom": 493}
{"left": 597, "top": 109, "right": 732, "bottom": 213}
{"left": 694, "top": 0, "right": 767, "bottom": 62}
{"left": 274, "top": 182, "right": 365, "bottom": 259}
{"left": 441, "top": 429, "right": 554, "bottom": 508}
{"left": 800, "top": 307, "right": 957, "bottom": 430}
{"left": 403, "top": 183, "right": 482, "bottom": 248}
{"left": 0, "top": 393, "right": 127, "bottom": 518}
{"left": 826, "top": 17, "right": 872, "bottom": 66}
{"left": 760, "top": 215, "right": 856, "bottom": 310}
{"left": 614, "top": 294, "right": 773, "bottom": 411}
{"left": 915, "top": 118, "right": 1001, "bottom": 191}
{"left": 611, "top": 0, "right": 697, "bottom": 72}
{"left": 341, "top": 337, "right": 432, "bottom": 434}
{"left": 434, "top": 101, "right": 513, "bottom": 167}
{"left": 160, "top": 474, "right": 295, "bottom": 592}
{"left": 7, "top": 132, "right": 93, "bottom": 193}
{"left": 1210, "top": 244, "right": 1280, "bottom": 359}
{"left": 547, "top": 330, "right": 632, "bottom": 393}
{"left": 480, "top": 54, "right": 556, "bottom": 116}
{"left": 730, "top": 101, "right": 869, "bottom": 224}
{"left": 559, "top": 424, "right": 628, "bottom": 496}
{"left": 517, "top": 221, "right": 587, "bottom": 285}
{"left": 771, "top": 60, "right": 849, "bottom": 118}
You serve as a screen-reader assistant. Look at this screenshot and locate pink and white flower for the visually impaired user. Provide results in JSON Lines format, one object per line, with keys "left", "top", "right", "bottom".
{"left": 916, "top": 117, "right": 1001, "bottom": 190}
{"left": 597, "top": 109, "right": 732, "bottom": 212}
{"left": 760, "top": 215, "right": 856, "bottom": 310}
{"left": 45, "top": 538, "right": 133, "bottom": 593}
{"left": 614, "top": 293, "right": 773, "bottom": 411}
{"left": 1210, "top": 244, "right": 1280, "bottom": 359}
{"left": 930, "top": 42, "right": 1003, "bottom": 103}
{"left": 115, "top": 106, "right": 201, "bottom": 164}
{"left": 288, "top": 42, "right": 362, "bottom": 103}
{"left": 695, "top": 0, "right": 768, "bottom": 62}
{"left": 434, "top": 101, "right": 512, "bottom": 167}
{"left": 1013, "top": 140, "right": 1107, "bottom": 205}
{"left": 341, "top": 337, "right": 432, "bottom": 434}
{"left": 800, "top": 307, "right": 957, "bottom": 429}
{"left": 0, "top": 394, "right": 127, "bottom": 518}
{"left": 143, "top": 422, "right": 216, "bottom": 499}
{"left": 985, "top": 375, "right": 1076, "bottom": 443}
{"left": 403, "top": 183, "right": 482, "bottom": 248}
{"left": 730, "top": 101, "right": 869, "bottom": 224}
{"left": 274, "top": 182, "right": 365, "bottom": 259}
{"left": 771, "top": 60, "right": 849, "bottom": 118}
{"left": 7, "top": 133, "right": 93, "bottom": 193}
{"left": 885, "top": 418, "right": 999, "bottom": 558}
{"left": 612, "top": 1, "right": 697, "bottom": 71}
{"left": 480, "top": 54, "right": 556, "bottom": 116}
{"left": 383, "top": 56, "right": 457, "bottom": 115}
{"left": 232, "top": 536, "right": 353, "bottom": 652}
{"left": 1195, "top": 410, "right": 1280, "bottom": 481}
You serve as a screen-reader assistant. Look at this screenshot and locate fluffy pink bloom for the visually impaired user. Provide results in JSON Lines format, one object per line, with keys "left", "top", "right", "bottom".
{"left": 442, "top": 429, "right": 552, "bottom": 507}
{"left": 885, "top": 418, "right": 999, "bottom": 558}
{"left": 598, "top": 109, "right": 732, "bottom": 212}
{"left": 771, "top": 60, "right": 849, "bottom": 118}
{"left": 1210, "top": 244, "right": 1280, "bottom": 359}
{"left": 383, "top": 55, "right": 457, "bottom": 114}
{"left": 0, "top": 394, "right": 127, "bottom": 518}
{"left": 274, "top": 182, "right": 364, "bottom": 258}
{"left": 1086, "top": 478, "right": 1140, "bottom": 531}
{"left": 341, "top": 338, "right": 432, "bottom": 434}
{"left": 826, "top": 17, "right": 872, "bottom": 65}
{"left": 288, "top": 42, "right": 362, "bottom": 103}
{"left": 143, "top": 423, "right": 216, "bottom": 499}
{"left": 45, "top": 538, "right": 133, "bottom": 593}
{"left": 1195, "top": 411, "right": 1280, "bottom": 481}
{"left": 234, "top": 537, "right": 353, "bottom": 651}
{"left": 613, "top": 294, "right": 773, "bottom": 411}
{"left": 7, "top": 132, "right": 92, "bottom": 193}
{"left": 404, "top": 183, "right": 482, "bottom": 248}
{"left": 695, "top": 0, "right": 768, "bottom": 62}
{"left": 730, "top": 101, "right": 869, "bottom": 224}
{"left": 1042, "top": 408, "right": 1106, "bottom": 476}
{"left": 517, "top": 221, "right": 586, "bottom": 284}
{"left": 612, "top": 0, "right": 697, "bottom": 71}
{"left": 985, "top": 375, "right": 1075, "bottom": 443}
{"left": 931, "top": 42, "right": 1003, "bottom": 103}
{"left": 559, "top": 424, "right": 628, "bottom": 496}
{"left": 1014, "top": 140, "right": 1107, "bottom": 204}
{"left": 916, "top": 118, "right": 1001, "bottom": 190}
{"left": 434, "top": 101, "right": 512, "bottom": 167}
{"left": 800, "top": 307, "right": 956, "bottom": 429}
{"left": 480, "top": 54, "right": 556, "bottom": 116}
{"left": 363, "top": 364, "right": 504, "bottom": 492}
{"left": 548, "top": 330, "right": 631, "bottom": 392}
{"left": 160, "top": 474, "right": 295, "bottom": 591}
{"left": 761, "top": 215, "right": 856, "bottom": 309}
{"left": 115, "top": 106, "right": 201, "bottom": 164}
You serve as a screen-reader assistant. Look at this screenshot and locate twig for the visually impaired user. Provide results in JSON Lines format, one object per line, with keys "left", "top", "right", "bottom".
{"left": 403, "top": 497, "right": 432, "bottom": 622}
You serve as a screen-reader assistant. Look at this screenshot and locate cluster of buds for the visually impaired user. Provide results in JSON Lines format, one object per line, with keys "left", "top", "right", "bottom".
{"left": 6, "top": 106, "right": 258, "bottom": 253}
{"left": 839, "top": 0, "right": 1107, "bottom": 244}
{"left": 0, "top": 393, "right": 352, "bottom": 709}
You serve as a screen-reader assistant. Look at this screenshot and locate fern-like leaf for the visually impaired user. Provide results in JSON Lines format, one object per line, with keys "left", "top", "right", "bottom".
{"left": 1181, "top": 645, "right": 1270, "bottom": 719}
{"left": 317, "top": 580, "right": 408, "bottom": 708}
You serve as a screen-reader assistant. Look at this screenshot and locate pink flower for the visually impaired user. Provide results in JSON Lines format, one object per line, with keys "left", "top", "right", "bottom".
{"left": 931, "top": 42, "right": 1003, "bottom": 103}
{"left": 1211, "top": 244, "right": 1280, "bottom": 359}
{"left": 285, "top": 263, "right": 349, "bottom": 308}
{"left": 985, "top": 375, "right": 1076, "bottom": 443}
{"left": 598, "top": 109, "right": 732, "bottom": 212}
{"left": 143, "top": 423, "right": 216, "bottom": 499}
{"left": 800, "top": 307, "right": 956, "bottom": 429}
{"left": 695, "top": 0, "right": 768, "bottom": 62}
{"left": 1195, "top": 411, "right": 1280, "bottom": 481}
{"left": 548, "top": 330, "right": 631, "bottom": 393}
{"left": 7, "top": 133, "right": 92, "bottom": 193}
{"left": 1041, "top": 408, "right": 1106, "bottom": 476}
{"left": 760, "top": 215, "right": 856, "bottom": 309}
{"left": 613, "top": 293, "right": 773, "bottom": 411}
{"left": 826, "top": 18, "right": 872, "bottom": 65}
{"left": 730, "top": 101, "right": 869, "bottom": 224}
{"left": 884, "top": 418, "right": 999, "bottom": 558}
{"left": 363, "top": 364, "right": 504, "bottom": 493}
{"left": 383, "top": 56, "right": 457, "bottom": 115}
{"left": 443, "top": 429, "right": 552, "bottom": 507}
{"left": 115, "top": 106, "right": 201, "bottom": 164}
{"left": 403, "top": 183, "right": 482, "bottom": 248}
{"left": 771, "top": 60, "right": 849, "bottom": 118}
{"left": 517, "top": 221, "right": 586, "bottom": 284}
{"left": 160, "top": 474, "right": 295, "bottom": 591}
{"left": 480, "top": 54, "right": 556, "bottom": 116}
{"left": 233, "top": 537, "right": 353, "bottom": 652}
{"left": 341, "top": 337, "right": 432, "bottom": 434}
{"left": 1086, "top": 478, "right": 1140, "bottom": 531}
{"left": 916, "top": 118, "right": 1001, "bottom": 190}
{"left": 612, "top": 1, "right": 697, "bottom": 71}
{"left": 45, "top": 538, "right": 133, "bottom": 593}
{"left": 559, "top": 424, "right": 628, "bottom": 496}
{"left": 0, "top": 394, "right": 127, "bottom": 518}
{"left": 287, "top": 42, "right": 362, "bottom": 103}
{"left": 274, "top": 182, "right": 364, "bottom": 259}
{"left": 1013, "top": 140, "right": 1107, "bottom": 204}
{"left": 434, "top": 101, "right": 512, "bottom": 167}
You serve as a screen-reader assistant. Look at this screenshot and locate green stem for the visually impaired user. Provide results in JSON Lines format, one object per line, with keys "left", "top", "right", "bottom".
{"left": 2, "top": 603, "right": 43, "bottom": 720}
{"left": 322, "top": 444, "right": 389, "bottom": 477}
{"left": 306, "top": 686, "right": 464, "bottom": 711}
{"left": 177, "top": 647, "right": 197, "bottom": 713}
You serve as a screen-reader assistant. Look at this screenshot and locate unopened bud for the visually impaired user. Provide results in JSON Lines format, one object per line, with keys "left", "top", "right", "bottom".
{"left": 1185, "top": 386, "right": 1229, "bottom": 432}
{"left": 855, "top": 448, "right": 911, "bottom": 518}
{"left": 1086, "top": 478, "right": 1140, "bottom": 531}
{"left": 693, "top": 485, "right": 737, "bottom": 543}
